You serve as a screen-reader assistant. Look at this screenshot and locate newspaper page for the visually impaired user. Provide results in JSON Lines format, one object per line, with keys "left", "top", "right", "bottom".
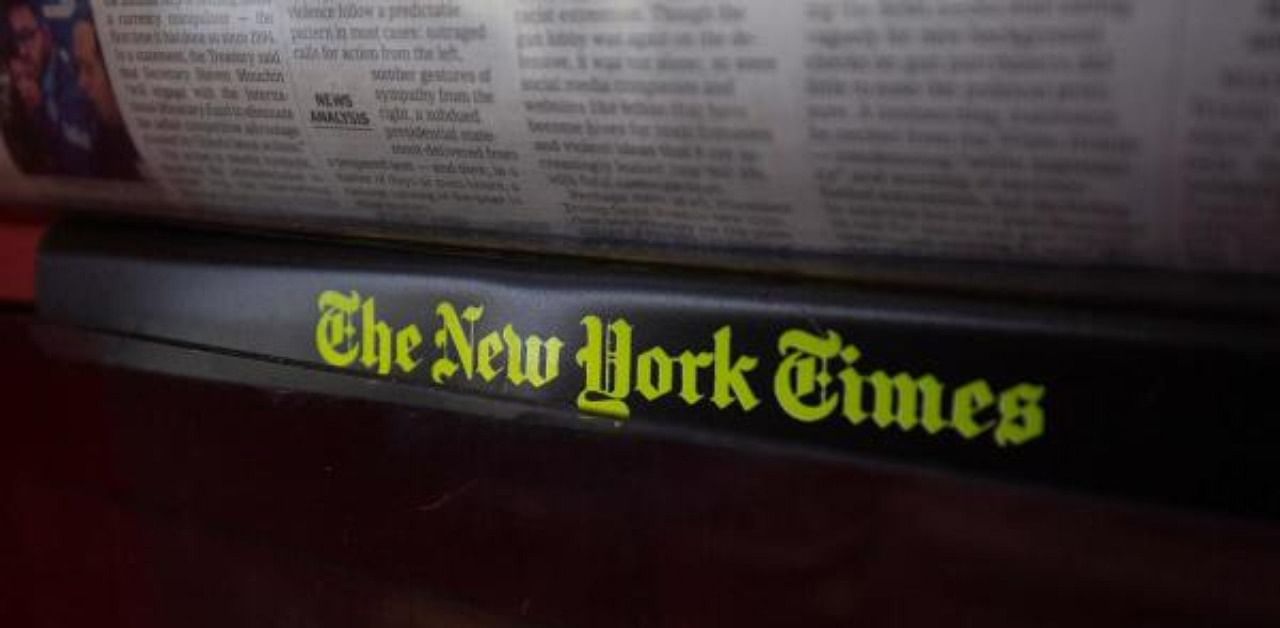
{"left": 0, "top": 0, "right": 1276, "bottom": 272}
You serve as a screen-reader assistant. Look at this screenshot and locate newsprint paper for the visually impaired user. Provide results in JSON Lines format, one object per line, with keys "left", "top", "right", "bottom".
{"left": 1, "top": 0, "right": 1277, "bottom": 272}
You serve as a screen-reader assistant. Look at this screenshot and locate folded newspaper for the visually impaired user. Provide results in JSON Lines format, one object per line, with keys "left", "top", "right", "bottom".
{"left": 1, "top": 0, "right": 1277, "bottom": 273}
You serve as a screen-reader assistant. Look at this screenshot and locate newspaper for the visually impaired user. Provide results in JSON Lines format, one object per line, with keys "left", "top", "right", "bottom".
{"left": 0, "top": 0, "right": 1276, "bottom": 273}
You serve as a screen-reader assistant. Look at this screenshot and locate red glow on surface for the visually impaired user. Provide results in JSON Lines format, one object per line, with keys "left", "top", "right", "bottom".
{"left": 0, "top": 220, "right": 45, "bottom": 304}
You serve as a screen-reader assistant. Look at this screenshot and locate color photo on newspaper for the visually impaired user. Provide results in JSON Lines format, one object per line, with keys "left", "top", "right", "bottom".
{"left": 1, "top": 0, "right": 140, "bottom": 179}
